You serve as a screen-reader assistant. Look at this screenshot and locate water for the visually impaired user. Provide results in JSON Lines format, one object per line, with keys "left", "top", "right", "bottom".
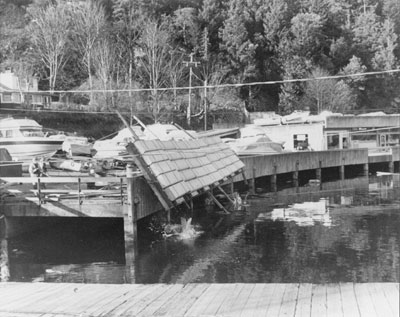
{"left": 2, "top": 175, "right": 399, "bottom": 284}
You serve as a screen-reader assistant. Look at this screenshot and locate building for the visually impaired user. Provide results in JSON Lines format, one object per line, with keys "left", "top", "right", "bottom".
{"left": 0, "top": 70, "right": 51, "bottom": 109}
{"left": 325, "top": 113, "right": 400, "bottom": 150}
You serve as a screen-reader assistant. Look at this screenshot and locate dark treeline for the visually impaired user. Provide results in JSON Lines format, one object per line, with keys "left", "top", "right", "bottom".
{"left": 1, "top": 0, "right": 399, "bottom": 128}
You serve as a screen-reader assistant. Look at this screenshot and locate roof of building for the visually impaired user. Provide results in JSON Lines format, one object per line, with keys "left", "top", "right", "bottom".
{"left": 0, "top": 82, "right": 12, "bottom": 91}
{"left": 129, "top": 137, "right": 245, "bottom": 203}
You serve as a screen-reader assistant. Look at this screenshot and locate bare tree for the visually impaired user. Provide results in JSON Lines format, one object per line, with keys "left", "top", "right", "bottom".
{"left": 137, "top": 18, "right": 172, "bottom": 122}
{"left": 27, "top": 2, "right": 72, "bottom": 92}
{"left": 91, "top": 34, "right": 120, "bottom": 110}
{"left": 304, "top": 67, "right": 353, "bottom": 113}
{"left": 166, "top": 49, "right": 186, "bottom": 107}
{"left": 69, "top": 1, "right": 107, "bottom": 103}
{"left": 112, "top": 0, "right": 144, "bottom": 99}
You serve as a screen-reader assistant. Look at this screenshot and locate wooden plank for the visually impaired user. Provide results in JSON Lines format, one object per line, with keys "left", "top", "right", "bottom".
{"left": 213, "top": 284, "right": 245, "bottom": 316}
{"left": 0, "top": 177, "right": 128, "bottom": 184}
{"left": 249, "top": 283, "right": 277, "bottom": 317}
{"left": 48, "top": 284, "right": 121, "bottom": 315}
{"left": 368, "top": 283, "right": 397, "bottom": 317}
{"left": 105, "top": 284, "right": 168, "bottom": 316}
{"left": 186, "top": 283, "right": 230, "bottom": 316}
{"left": 34, "top": 284, "right": 90, "bottom": 314}
{"left": 43, "top": 284, "right": 103, "bottom": 314}
{"left": 311, "top": 284, "right": 327, "bottom": 317}
{"left": 88, "top": 285, "right": 148, "bottom": 316}
{"left": 0, "top": 283, "right": 41, "bottom": 305}
{"left": 279, "top": 283, "right": 299, "bottom": 316}
{"left": 295, "top": 283, "right": 313, "bottom": 317}
{"left": 326, "top": 283, "right": 343, "bottom": 317}
{"left": 238, "top": 283, "right": 265, "bottom": 317}
{"left": 0, "top": 283, "right": 71, "bottom": 312}
{"left": 265, "top": 283, "right": 286, "bottom": 316}
{"left": 5, "top": 284, "right": 71, "bottom": 313}
{"left": 340, "top": 283, "right": 360, "bottom": 317}
{"left": 151, "top": 283, "right": 201, "bottom": 316}
{"left": 230, "top": 283, "right": 255, "bottom": 317}
{"left": 0, "top": 283, "right": 398, "bottom": 317}
{"left": 353, "top": 283, "right": 378, "bottom": 317}
{"left": 164, "top": 284, "right": 209, "bottom": 316}
{"left": 380, "top": 283, "right": 400, "bottom": 317}
{"left": 137, "top": 284, "right": 183, "bottom": 316}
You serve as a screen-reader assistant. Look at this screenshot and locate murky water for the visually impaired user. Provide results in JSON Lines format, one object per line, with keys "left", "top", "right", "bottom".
{"left": 2, "top": 175, "right": 399, "bottom": 284}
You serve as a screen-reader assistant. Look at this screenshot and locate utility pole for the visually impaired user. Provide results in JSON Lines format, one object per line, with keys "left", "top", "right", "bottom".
{"left": 183, "top": 53, "right": 200, "bottom": 127}
{"left": 204, "top": 79, "right": 207, "bottom": 131}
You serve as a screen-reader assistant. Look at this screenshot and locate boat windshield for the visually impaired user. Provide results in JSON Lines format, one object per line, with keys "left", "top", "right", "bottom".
{"left": 20, "top": 128, "right": 45, "bottom": 137}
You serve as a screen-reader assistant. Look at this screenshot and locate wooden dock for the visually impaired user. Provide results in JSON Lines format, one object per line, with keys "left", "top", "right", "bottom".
{"left": 0, "top": 282, "right": 398, "bottom": 316}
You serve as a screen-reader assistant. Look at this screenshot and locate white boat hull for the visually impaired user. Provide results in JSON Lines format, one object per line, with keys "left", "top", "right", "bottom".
{"left": 0, "top": 137, "right": 63, "bottom": 161}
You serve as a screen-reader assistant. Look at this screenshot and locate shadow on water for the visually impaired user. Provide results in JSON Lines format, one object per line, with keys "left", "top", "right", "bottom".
{"left": 3, "top": 218, "right": 127, "bottom": 283}
{"left": 2, "top": 174, "right": 400, "bottom": 284}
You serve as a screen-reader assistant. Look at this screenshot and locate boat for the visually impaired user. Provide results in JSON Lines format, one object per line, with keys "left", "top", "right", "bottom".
{"left": 93, "top": 123, "right": 196, "bottom": 159}
{"left": 223, "top": 126, "right": 285, "bottom": 156}
{"left": 0, "top": 117, "right": 64, "bottom": 161}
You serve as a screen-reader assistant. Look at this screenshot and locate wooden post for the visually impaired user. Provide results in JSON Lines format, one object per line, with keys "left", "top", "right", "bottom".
{"left": 37, "top": 178, "right": 41, "bottom": 205}
{"left": 316, "top": 161, "right": 322, "bottom": 181}
{"left": 340, "top": 157, "right": 345, "bottom": 180}
{"left": 339, "top": 165, "right": 345, "bottom": 180}
{"left": 78, "top": 178, "right": 82, "bottom": 205}
{"left": 229, "top": 177, "right": 234, "bottom": 194}
{"left": 249, "top": 167, "right": 256, "bottom": 194}
{"left": 123, "top": 174, "right": 138, "bottom": 282}
{"left": 389, "top": 160, "right": 394, "bottom": 173}
{"left": 363, "top": 163, "right": 369, "bottom": 176}
{"left": 271, "top": 165, "right": 277, "bottom": 192}
{"left": 293, "top": 160, "right": 299, "bottom": 187}
{"left": 0, "top": 238, "right": 10, "bottom": 282}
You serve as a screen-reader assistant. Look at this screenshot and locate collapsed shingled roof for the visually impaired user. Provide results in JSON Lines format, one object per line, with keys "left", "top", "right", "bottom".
{"left": 128, "top": 137, "right": 244, "bottom": 206}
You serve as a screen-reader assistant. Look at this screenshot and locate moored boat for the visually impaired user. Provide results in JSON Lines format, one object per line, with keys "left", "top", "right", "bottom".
{"left": 0, "top": 117, "right": 64, "bottom": 162}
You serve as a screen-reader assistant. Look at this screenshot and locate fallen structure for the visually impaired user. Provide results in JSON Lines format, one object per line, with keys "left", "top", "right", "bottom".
{"left": 126, "top": 137, "right": 245, "bottom": 211}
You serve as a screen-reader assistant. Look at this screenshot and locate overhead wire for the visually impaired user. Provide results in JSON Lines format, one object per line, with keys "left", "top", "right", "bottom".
{"left": 6, "top": 68, "right": 400, "bottom": 94}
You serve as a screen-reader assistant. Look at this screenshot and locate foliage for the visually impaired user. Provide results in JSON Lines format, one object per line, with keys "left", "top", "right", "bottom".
{"left": 1, "top": 0, "right": 400, "bottom": 127}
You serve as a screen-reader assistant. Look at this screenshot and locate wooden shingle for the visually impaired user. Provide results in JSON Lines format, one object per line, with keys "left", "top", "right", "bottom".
{"left": 131, "top": 137, "right": 244, "bottom": 202}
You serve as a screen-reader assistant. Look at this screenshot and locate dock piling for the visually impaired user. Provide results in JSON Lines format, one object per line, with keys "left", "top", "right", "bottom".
{"left": 124, "top": 173, "right": 138, "bottom": 267}
{"left": 293, "top": 160, "right": 299, "bottom": 187}
{"left": 316, "top": 161, "right": 322, "bottom": 181}
{"left": 271, "top": 165, "right": 277, "bottom": 192}
{"left": 363, "top": 163, "right": 369, "bottom": 176}
{"left": 389, "top": 160, "right": 394, "bottom": 173}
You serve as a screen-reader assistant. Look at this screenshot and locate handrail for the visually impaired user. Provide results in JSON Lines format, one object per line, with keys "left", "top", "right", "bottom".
{"left": 0, "top": 176, "right": 136, "bottom": 184}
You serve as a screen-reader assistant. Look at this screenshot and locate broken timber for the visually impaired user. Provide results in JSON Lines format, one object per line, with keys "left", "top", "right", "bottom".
{"left": 125, "top": 137, "right": 245, "bottom": 211}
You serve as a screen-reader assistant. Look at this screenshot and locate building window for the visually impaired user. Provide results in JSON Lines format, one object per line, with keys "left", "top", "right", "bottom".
{"left": 12, "top": 93, "right": 21, "bottom": 103}
{"left": 294, "top": 134, "right": 309, "bottom": 150}
{"left": 2, "top": 93, "right": 12, "bottom": 102}
{"left": 32, "top": 94, "right": 42, "bottom": 104}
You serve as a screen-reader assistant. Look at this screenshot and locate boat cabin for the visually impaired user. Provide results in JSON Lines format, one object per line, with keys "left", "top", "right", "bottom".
{"left": 0, "top": 117, "right": 46, "bottom": 139}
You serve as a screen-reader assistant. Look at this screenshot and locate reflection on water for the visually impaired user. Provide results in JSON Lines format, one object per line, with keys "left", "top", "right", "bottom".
{"left": 256, "top": 199, "right": 332, "bottom": 227}
{"left": 2, "top": 175, "right": 399, "bottom": 284}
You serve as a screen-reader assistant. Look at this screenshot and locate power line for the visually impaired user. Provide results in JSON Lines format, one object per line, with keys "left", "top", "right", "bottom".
{"left": 10, "top": 68, "right": 400, "bottom": 94}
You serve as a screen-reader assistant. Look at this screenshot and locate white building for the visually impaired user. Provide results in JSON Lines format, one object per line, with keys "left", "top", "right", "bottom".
{"left": 0, "top": 70, "right": 51, "bottom": 109}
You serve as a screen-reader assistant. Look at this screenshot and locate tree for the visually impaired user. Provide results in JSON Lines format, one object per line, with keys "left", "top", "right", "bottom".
{"left": 26, "top": 1, "right": 72, "bottom": 92}
{"left": 112, "top": 0, "right": 145, "bottom": 103}
{"left": 302, "top": 67, "right": 353, "bottom": 113}
{"left": 69, "top": 1, "right": 107, "bottom": 103}
{"left": 340, "top": 55, "right": 367, "bottom": 110}
{"left": 171, "top": 7, "right": 200, "bottom": 51}
{"left": 136, "top": 18, "right": 173, "bottom": 122}
{"left": 220, "top": 0, "right": 257, "bottom": 81}
{"left": 91, "top": 33, "right": 119, "bottom": 110}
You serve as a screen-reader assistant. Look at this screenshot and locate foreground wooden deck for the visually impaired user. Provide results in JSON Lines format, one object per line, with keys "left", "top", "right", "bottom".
{"left": 0, "top": 282, "right": 398, "bottom": 316}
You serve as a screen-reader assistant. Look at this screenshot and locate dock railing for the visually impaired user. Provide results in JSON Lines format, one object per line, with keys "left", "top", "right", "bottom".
{"left": 1, "top": 176, "right": 129, "bottom": 206}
